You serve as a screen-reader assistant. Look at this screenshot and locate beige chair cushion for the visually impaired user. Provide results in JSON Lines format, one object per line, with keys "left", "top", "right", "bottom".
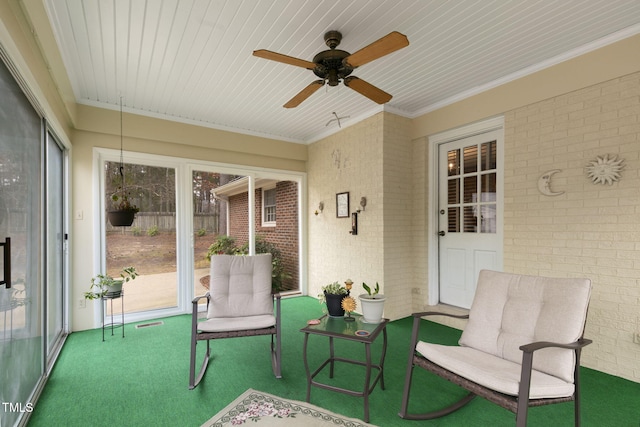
{"left": 208, "top": 254, "right": 273, "bottom": 319}
{"left": 197, "top": 314, "right": 276, "bottom": 332}
{"left": 416, "top": 342, "right": 575, "bottom": 398}
{"left": 458, "top": 270, "right": 591, "bottom": 383}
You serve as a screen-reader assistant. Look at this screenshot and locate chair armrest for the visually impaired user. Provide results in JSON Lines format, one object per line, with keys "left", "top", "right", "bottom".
{"left": 516, "top": 337, "right": 592, "bottom": 405}
{"left": 407, "top": 311, "right": 470, "bottom": 354}
{"left": 272, "top": 293, "right": 282, "bottom": 312}
{"left": 192, "top": 293, "right": 210, "bottom": 322}
{"left": 192, "top": 293, "right": 210, "bottom": 305}
{"left": 520, "top": 337, "right": 592, "bottom": 353}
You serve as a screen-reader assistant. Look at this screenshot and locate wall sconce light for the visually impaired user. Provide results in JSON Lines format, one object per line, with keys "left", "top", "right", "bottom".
{"left": 315, "top": 201, "right": 324, "bottom": 216}
{"left": 357, "top": 197, "right": 367, "bottom": 213}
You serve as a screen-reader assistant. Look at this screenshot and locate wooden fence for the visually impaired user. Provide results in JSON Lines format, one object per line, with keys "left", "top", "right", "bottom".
{"left": 106, "top": 212, "right": 220, "bottom": 233}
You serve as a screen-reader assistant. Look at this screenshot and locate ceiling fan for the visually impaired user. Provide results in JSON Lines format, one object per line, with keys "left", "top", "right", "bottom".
{"left": 253, "top": 30, "right": 409, "bottom": 108}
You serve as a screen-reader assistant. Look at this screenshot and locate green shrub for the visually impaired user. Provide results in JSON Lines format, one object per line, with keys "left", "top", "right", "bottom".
{"left": 196, "top": 228, "right": 207, "bottom": 237}
{"left": 131, "top": 226, "right": 142, "bottom": 236}
{"left": 237, "top": 236, "right": 290, "bottom": 292}
{"left": 207, "top": 234, "right": 290, "bottom": 293}
{"left": 147, "top": 225, "right": 159, "bottom": 236}
{"left": 206, "top": 235, "right": 238, "bottom": 259}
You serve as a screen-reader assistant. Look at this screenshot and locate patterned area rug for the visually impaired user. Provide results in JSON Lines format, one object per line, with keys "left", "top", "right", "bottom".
{"left": 201, "top": 389, "right": 377, "bottom": 427}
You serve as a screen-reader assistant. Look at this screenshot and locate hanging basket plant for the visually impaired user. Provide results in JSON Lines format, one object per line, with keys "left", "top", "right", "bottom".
{"left": 108, "top": 193, "right": 139, "bottom": 226}
{"left": 107, "top": 96, "right": 139, "bottom": 227}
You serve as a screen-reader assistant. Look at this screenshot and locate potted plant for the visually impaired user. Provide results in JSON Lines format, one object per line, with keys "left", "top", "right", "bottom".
{"left": 318, "top": 280, "right": 352, "bottom": 317}
{"left": 107, "top": 191, "right": 139, "bottom": 227}
{"left": 358, "top": 282, "right": 385, "bottom": 324}
{"left": 84, "top": 266, "right": 138, "bottom": 300}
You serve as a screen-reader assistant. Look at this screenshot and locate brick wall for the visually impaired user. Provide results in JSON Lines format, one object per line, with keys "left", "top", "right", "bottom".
{"left": 308, "top": 112, "right": 413, "bottom": 320}
{"left": 228, "top": 182, "right": 299, "bottom": 291}
{"left": 503, "top": 72, "right": 640, "bottom": 381}
{"left": 308, "top": 115, "right": 385, "bottom": 308}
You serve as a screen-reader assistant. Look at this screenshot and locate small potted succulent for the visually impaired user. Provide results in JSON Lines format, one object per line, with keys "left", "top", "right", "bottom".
{"left": 358, "top": 282, "right": 385, "bottom": 324}
{"left": 84, "top": 266, "right": 138, "bottom": 300}
{"left": 318, "top": 280, "right": 352, "bottom": 317}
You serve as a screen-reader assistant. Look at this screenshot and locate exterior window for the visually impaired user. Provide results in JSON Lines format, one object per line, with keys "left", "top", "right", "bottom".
{"left": 262, "top": 187, "right": 276, "bottom": 226}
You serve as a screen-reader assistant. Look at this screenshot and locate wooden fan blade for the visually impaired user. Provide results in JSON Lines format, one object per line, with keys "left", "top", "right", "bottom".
{"left": 284, "top": 80, "right": 325, "bottom": 108}
{"left": 253, "top": 49, "right": 316, "bottom": 70}
{"left": 345, "top": 31, "right": 409, "bottom": 68}
{"left": 343, "top": 76, "right": 392, "bottom": 104}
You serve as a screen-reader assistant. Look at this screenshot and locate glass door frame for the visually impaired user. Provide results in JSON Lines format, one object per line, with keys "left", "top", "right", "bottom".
{"left": 44, "top": 124, "right": 70, "bottom": 373}
{"left": 94, "top": 148, "right": 307, "bottom": 326}
{"left": 93, "top": 149, "right": 184, "bottom": 326}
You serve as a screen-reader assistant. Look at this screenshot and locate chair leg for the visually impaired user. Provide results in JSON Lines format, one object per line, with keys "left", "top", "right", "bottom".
{"left": 516, "top": 351, "right": 534, "bottom": 427}
{"left": 271, "top": 333, "right": 282, "bottom": 378}
{"left": 398, "top": 361, "right": 415, "bottom": 418}
{"left": 574, "top": 352, "right": 583, "bottom": 427}
{"left": 272, "top": 294, "right": 282, "bottom": 379}
{"left": 399, "top": 360, "right": 475, "bottom": 422}
{"left": 189, "top": 338, "right": 210, "bottom": 390}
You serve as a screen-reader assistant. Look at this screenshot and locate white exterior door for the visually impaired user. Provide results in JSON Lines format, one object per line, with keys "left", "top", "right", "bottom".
{"left": 438, "top": 129, "right": 503, "bottom": 308}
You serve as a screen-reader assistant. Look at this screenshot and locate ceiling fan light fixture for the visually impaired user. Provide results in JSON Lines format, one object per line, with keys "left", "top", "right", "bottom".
{"left": 327, "top": 69, "right": 339, "bottom": 86}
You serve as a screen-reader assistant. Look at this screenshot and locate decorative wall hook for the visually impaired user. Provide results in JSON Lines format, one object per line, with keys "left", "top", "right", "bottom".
{"left": 326, "top": 111, "right": 350, "bottom": 128}
{"left": 315, "top": 201, "right": 324, "bottom": 216}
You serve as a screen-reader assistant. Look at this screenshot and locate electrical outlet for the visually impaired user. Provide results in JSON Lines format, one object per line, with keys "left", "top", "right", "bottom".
{"left": 78, "top": 298, "right": 86, "bottom": 309}
{"left": 634, "top": 332, "right": 640, "bottom": 344}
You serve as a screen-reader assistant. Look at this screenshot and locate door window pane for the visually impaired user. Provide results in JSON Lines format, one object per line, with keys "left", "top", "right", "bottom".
{"left": 447, "top": 149, "right": 460, "bottom": 176}
{"left": 193, "top": 175, "right": 301, "bottom": 296}
{"left": 481, "top": 173, "right": 496, "bottom": 196}
{"left": 463, "top": 145, "right": 478, "bottom": 174}
{"left": 444, "top": 142, "right": 498, "bottom": 235}
{"left": 105, "top": 162, "right": 177, "bottom": 314}
{"left": 447, "top": 178, "right": 459, "bottom": 204}
{"left": 481, "top": 141, "right": 497, "bottom": 171}
{"left": 192, "top": 171, "right": 241, "bottom": 302}
{"left": 448, "top": 207, "right": 460, "bottom": 232}
{"left": 480, "top": 204, "right": 497, "bottom": 233}
{"left": 46, "top": 132, "right": 64, "bottom": 359}
{"left": 463, "top": 176, "right": 477, "bottom": 203}
{"left": 463, "top": 206, "right": 477, "bottom": 232}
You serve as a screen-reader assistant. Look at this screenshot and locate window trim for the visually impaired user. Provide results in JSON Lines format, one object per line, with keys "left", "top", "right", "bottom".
{"left": 261, "top": 185, "right": 277, "bottom": 227}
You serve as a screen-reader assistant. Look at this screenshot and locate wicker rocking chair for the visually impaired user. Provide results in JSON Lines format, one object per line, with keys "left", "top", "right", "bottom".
{"left": 189, "top": 254, "right": 282, "bottom": 389}
{"left": 399, "top": 270, "right": 592, "bottom": 426}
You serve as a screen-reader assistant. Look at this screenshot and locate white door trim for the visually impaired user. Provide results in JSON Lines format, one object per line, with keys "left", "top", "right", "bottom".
{"left": 427, "top": 116, "right": 504, "bottom": 305}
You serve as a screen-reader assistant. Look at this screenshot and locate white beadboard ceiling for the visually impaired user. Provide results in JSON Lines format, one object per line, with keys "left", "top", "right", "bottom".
{"left": 42, "top": 0, "right": 640, "bottom": 144}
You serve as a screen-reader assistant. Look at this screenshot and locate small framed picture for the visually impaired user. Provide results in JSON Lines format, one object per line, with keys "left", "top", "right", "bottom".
{"left": 336, "top": 192, "right": 349, "bottom": 218}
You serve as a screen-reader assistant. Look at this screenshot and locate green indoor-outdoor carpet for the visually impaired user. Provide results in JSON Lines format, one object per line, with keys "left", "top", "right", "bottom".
{"left": 27, "top": 296, "right": 640, "bottom": 427}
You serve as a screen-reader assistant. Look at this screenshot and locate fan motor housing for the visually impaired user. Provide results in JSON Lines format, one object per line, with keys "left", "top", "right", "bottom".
{"left": 312, "top": 49, "right": 353, "bottom": 86}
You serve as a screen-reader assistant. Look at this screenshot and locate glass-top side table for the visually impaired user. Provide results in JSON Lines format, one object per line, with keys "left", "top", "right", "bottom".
{"left": 300, "top": 314, "right": 388, "bottom": 423}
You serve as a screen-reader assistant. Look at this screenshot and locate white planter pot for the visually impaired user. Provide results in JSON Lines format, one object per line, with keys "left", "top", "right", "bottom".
{"left": 358, "top": 294, "right": 386, "bottom": 324}
{"left": 106, "top": 280, "right": 123, "bottom": 297}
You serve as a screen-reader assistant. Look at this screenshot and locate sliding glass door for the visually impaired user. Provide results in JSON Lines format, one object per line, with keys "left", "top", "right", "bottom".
{"left": 98, "top": 153, "right": 305, "bottom": 322}
{"left": 0, "top": 57, "right": 43, "bottom": 427}
{"left": 192, "top": 170, "right": 243, "bottom": 302}
{"left": 104, "top": 161, "right": 178, "bottom": 315}
{"left": 46, "top": 130, "right": 66, "bottom": 365}
{"left": 192, "top": 171, "right": 301, "bottom": 300}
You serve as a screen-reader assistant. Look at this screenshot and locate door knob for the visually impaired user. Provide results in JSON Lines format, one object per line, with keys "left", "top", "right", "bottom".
{"left": 438, "top": 231, "right": 445, "bottom": 236}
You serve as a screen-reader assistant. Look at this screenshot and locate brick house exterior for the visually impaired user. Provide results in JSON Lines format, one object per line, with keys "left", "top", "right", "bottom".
{"left": 222, "top": 179, "right": 299, "bottom": 292}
